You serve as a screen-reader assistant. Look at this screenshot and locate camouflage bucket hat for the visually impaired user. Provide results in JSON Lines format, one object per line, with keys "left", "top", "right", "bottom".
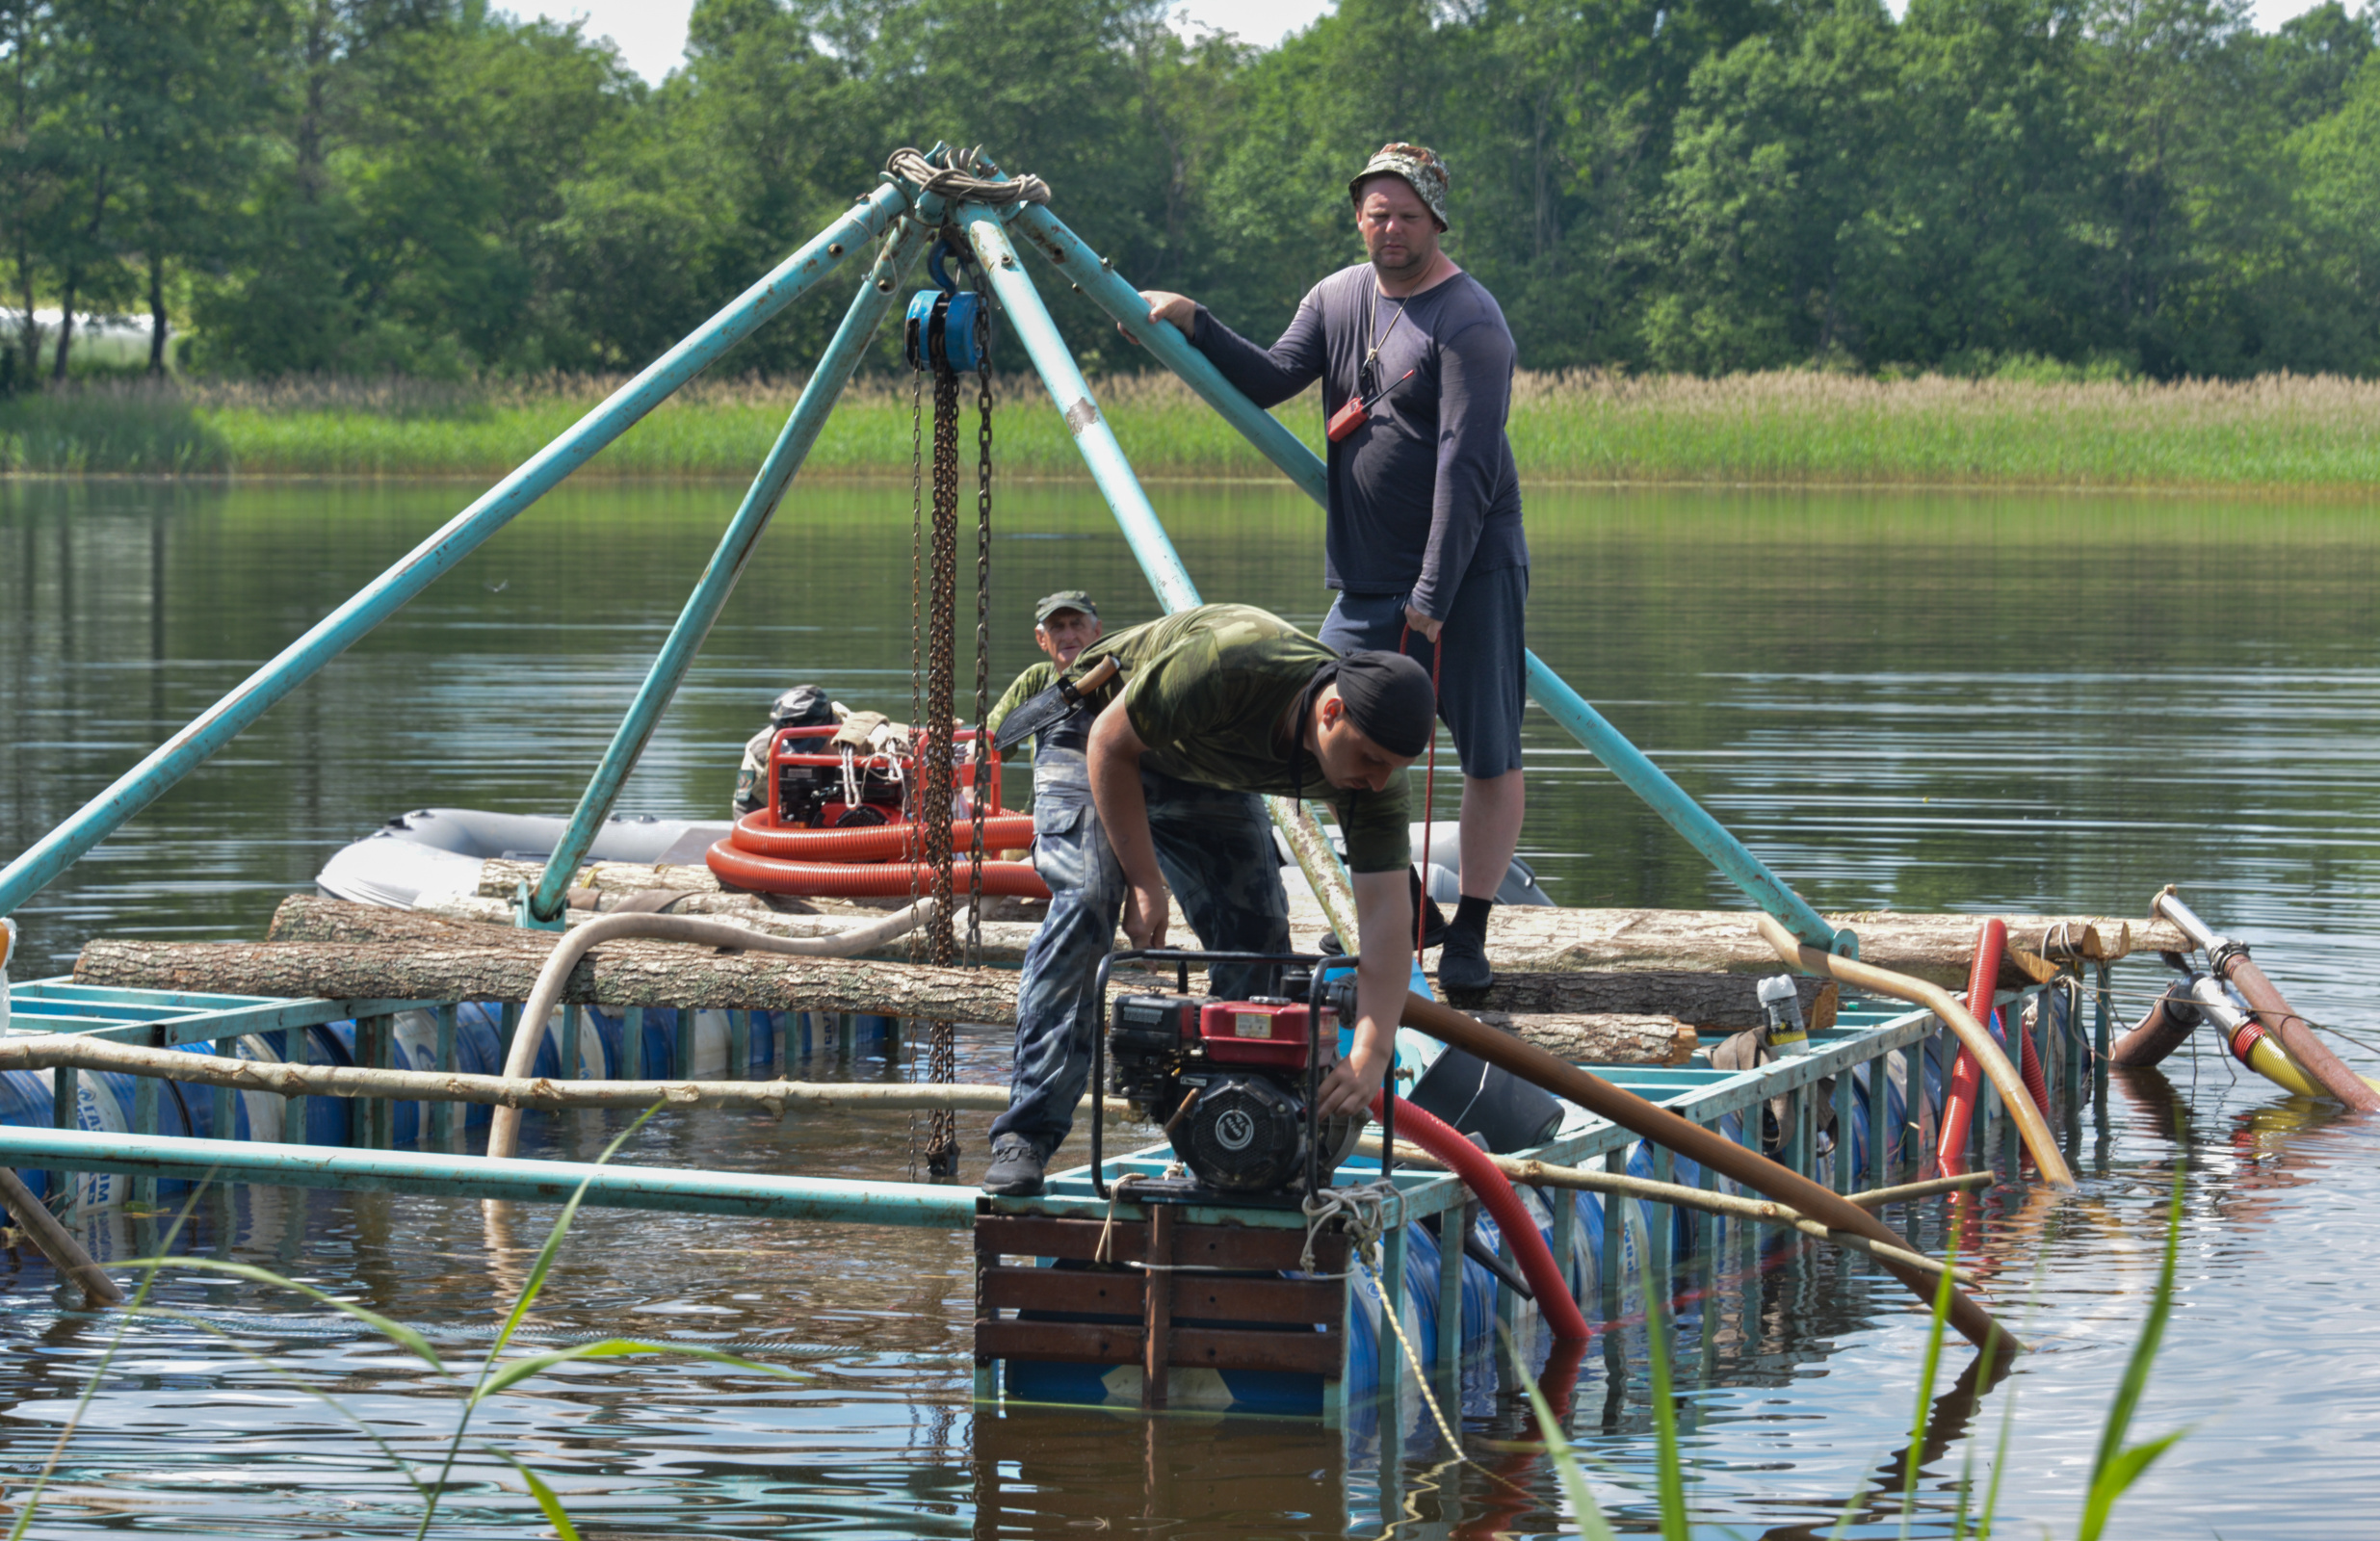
{"left": 1348, "top": 143, "right": 1450, "bottom": 230}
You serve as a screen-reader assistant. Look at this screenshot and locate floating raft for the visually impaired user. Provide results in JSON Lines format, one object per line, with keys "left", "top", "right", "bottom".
{"left": 978, "top": 984, "right": 2089, "bottom": 1419}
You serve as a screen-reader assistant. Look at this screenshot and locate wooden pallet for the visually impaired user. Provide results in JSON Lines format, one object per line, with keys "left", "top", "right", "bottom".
{"left": 973, "top": 1205, "right": 1348, "bottom": 1409}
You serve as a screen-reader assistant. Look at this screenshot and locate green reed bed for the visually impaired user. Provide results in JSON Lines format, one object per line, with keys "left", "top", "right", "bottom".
{"left": 8, "top": 371, "right": 2380, "bottom": 486}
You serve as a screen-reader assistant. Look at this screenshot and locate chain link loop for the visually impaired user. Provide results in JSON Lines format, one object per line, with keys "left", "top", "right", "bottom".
{"left": 905, "top": 369, "right": 926, "bottom": 1181}
{"left": 921, "top": 364, "right": 963, "bottom": 1175}
{"left": 968, "top": 350, "right": 994, "bottom": 964}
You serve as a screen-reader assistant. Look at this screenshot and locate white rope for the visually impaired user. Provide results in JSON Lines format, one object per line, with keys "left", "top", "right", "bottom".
{"left": 885, "top": 146, "right": 1051, "bottom": 207}
{"left": 1299, "top": 1179, "right": 1400, "bottom": 1274}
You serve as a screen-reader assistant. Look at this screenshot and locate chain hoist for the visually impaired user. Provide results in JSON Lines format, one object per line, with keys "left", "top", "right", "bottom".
{"left": 902, "top": 225, "right": 994, "bottom": 1178}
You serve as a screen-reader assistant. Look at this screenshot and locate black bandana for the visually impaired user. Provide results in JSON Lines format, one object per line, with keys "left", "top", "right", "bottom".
{"left": 1335, "top": 649, "right": 1435, "bottom": 758}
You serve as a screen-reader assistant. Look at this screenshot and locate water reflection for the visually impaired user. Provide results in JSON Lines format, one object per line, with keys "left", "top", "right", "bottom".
{"left": 5, "top": 481, "right": 2380, "bottom": 1534}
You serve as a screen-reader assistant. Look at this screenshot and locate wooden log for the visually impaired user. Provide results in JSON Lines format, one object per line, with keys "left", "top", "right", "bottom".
{"left": 80, "top": 936, "right": 1022, "bottom": 1022}
{"left": 294, "top": 891, "right": 1047, "bottom": 963}
{"left": 82, "top": 928, "right": 1694, "bottom": 1066}
{"left": 1436, "top": 907, "right": 2183, "bottom": 985}
{"left": 1469, "top": 1011, "right": 1696, "bottom": 1065}
{"left": 0, "top": 1029, "right": 1138, "bottom": 1119}
{"left": 1470, "top": 970, "right": 1829, "bottom": 1028}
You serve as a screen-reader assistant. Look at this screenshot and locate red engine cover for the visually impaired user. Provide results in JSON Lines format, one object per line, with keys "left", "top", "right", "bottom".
{"left": 1198, "top": 1001, "right": 1321, "bottom": 1070}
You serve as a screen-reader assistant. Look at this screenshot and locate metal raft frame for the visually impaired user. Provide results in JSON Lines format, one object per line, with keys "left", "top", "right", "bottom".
{"left": 0, "top": 143, "right": 2011, "bottom": 1407}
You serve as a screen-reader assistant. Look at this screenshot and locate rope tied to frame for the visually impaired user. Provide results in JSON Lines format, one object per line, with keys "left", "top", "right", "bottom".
{"left": 1298, "top": 1178, "right": 1399, "bottom": 1274}
{"left": 885, "top": 146, "right": 1051, "bottom": 207}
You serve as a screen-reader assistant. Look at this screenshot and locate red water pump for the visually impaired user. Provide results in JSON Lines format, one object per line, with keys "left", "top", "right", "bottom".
{"left": 1092, "top": 950, "right": 1363, "bottom": 1200}
{"left": 706, "top": 721, "right": 1045, "bottom": 898}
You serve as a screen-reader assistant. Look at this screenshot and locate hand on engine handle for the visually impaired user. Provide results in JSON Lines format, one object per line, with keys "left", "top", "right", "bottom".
{"left": 1121, "top": 877, "right": 1171, "bottom": 951}
{"left": 1316, "top": 1040, "right": 1389, "bottom": 1121}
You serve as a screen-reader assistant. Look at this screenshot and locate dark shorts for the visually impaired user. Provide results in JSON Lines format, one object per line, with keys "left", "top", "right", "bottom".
{"left": 1320, "top": 564, "right": 1528, "bottom": 779}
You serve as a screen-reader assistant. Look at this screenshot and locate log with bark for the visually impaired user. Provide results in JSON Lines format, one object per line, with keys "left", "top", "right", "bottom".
{"left": 83, "top": 901, "right": 1700, "bottom": 1065}
{"left": 461, "top": 859, "right": 2166, "bottom": 983}
{"left": 274, "top": 897, "right": 1783, "bottom": 1029}
{"left": 1431, "top": 906, "right": 2176, "bottom": 986}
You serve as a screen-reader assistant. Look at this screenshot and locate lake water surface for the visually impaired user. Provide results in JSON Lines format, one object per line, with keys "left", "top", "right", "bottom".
{"left": 3, "top": 477, "right": 2379, "bottom": 1537}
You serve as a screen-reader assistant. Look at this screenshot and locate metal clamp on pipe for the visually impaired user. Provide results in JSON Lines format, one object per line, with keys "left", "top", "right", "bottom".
{"left": 2154, "top": 887, "right": 2379, "bottom": 1111}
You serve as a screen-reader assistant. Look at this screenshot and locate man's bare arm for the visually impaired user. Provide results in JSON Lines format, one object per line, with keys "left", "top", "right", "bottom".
{"left": 1315, "top": 868, "right": 1415, "bottom": 1119}
{"left": 1086, "top": 699, "right": 1169, "bottom": 949}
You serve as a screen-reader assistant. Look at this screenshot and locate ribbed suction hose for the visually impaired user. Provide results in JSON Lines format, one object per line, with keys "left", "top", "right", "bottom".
{"left": 484, "top": 901, "right": 936, "bottom": 1160}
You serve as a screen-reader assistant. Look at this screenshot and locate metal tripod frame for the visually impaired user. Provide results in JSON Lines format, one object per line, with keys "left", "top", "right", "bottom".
{"left": 0, "top": 144, "right": 1852, "bottom": 963}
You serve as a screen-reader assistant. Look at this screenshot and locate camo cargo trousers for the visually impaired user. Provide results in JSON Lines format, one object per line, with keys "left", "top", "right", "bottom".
{"left": 989, "top": 746, "right": 1292, "bottom": 1159}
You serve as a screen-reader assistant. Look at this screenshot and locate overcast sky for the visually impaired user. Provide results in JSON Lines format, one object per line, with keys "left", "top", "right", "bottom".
{"left": 523, "top": 0, "right": 2341, "bottom": 85}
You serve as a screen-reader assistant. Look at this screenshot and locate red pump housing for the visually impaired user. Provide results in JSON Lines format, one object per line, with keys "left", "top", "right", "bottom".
{"left": 1197, "top": 1000, "right": 1336, "bottom": 1071}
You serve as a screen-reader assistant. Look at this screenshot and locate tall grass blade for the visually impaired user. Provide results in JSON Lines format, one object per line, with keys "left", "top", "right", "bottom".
{"left": 470, "top": 1338, "right": 803, "bottom": 1402}
{"left": 488, "top": 1107, "right": 662, "bottom": 1359}
{"left": 415, "top": 1104, "right": 663, "bottom": 1539}
{"left": 1511, "top": 1339, "right": 1620, "bottom": 1541}
{"left": 128, "top": 1306, "right": 435, "bottom": 1499}
{"left": 122, "top": 1256, "right": 446, "bottom": 1371}
{"left": 498, "top": 1452, "right": 585, "bottom": 1541}
{"left": 1899, "top": 1235, "right": 1960, "bottom": 1541}
{"left": 7, "top": 1180, "right": 210, "bottom": 1540}
{"left": 1636, "top": 1257, "right": 1689, "bottom": 1539}
{"left": 2078, "top": 1166, "right": 2189, "bottom": 1541}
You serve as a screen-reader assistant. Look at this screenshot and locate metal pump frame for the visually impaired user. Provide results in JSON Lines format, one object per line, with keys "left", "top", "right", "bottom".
{"left": 0, "top": 145, "right": 1851, "bottom": 960}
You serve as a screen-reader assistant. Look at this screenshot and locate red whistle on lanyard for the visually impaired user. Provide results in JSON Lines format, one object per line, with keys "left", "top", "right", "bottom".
{"left": 1325, "top": 366, "right": 1417, "bottom": 443}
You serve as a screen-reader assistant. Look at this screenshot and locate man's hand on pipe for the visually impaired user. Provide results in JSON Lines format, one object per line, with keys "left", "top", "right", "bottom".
{"left": 1122, "top": 290, "right": 1196, "bottom": 345}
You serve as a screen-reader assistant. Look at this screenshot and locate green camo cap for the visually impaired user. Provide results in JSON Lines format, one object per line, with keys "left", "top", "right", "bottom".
{"left": 1034, "top": 589, "right": 1098, "bottom": 624}
{"left": 1349, "top": 143, "right": 1450, "bottom": 230}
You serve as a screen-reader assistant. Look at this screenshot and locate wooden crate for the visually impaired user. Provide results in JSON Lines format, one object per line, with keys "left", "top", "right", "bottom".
{"left": 974, "top": 1205, "right": 1349, "bottom": 1410}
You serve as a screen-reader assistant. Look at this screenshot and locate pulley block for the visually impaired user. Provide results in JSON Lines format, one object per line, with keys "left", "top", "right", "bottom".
{"left": 904, "top": 289, "right": 987, "bottom": 376}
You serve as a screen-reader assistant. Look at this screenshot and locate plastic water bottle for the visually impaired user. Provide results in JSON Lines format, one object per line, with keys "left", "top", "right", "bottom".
{"left": 1758, "top": 974, "right": 1810, "bottom": 1058}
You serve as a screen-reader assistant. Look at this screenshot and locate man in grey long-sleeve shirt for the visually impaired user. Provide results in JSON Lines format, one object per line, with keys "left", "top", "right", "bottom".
{"left": 1138, "top": 142, "right": 1528, "bottom": 993}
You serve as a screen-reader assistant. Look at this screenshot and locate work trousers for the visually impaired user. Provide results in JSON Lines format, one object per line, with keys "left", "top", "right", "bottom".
{"left": 989, "top": 747, "right": 1291, "bottom": 1159}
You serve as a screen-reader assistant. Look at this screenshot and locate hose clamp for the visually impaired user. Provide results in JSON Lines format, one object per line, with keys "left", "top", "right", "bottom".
{"left": 2209, "top": 936, "right": 2251, "bottom": 975}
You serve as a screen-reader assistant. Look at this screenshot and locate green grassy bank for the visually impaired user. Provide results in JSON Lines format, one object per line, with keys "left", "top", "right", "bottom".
{"left": 7, "top": 371, "right": 2380, "bottom": 487}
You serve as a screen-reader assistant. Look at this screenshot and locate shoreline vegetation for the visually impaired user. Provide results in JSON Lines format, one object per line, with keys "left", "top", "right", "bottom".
{"left": 5, "top": 371, "right": 2380, "bottom": 490}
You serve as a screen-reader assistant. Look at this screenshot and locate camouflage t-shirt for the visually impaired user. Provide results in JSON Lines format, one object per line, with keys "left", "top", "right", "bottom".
{"left": 1073, "top": 604, "right": 1410, "bottom": 873}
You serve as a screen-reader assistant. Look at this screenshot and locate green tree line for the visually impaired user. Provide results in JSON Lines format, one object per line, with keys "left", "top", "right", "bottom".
{"left": 4, "top": 0, "right": 2376, "bottom": 382}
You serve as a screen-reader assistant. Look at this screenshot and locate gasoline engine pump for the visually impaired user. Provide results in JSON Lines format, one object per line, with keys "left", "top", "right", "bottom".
{"left": 1089, "top": 950, "right": 1370, "bottom": 1204}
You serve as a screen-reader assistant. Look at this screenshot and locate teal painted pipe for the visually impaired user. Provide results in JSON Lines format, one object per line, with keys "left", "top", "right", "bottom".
{"left": 957, "top": 206, "right": 1202, "bottom": 614}
{"left": 0, "top": 1124, "right": 976, "bottom": 1227}
{"left": 0, "top": 181, "right": 913, "bottom": 925}
{"left": 1012, "top": 203, "right": 1327, "bottom": 508}
{"left": 1010, "top": 210, "right": 1844, "bottom": 953}
{"left": 1521, "top": 657, "right": 1844, "bottom": 952}
{"left": 526, "top": 208, "right": 940, "bottom": 924}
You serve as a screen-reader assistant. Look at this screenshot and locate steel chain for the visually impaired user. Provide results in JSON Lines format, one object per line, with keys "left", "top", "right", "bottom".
{"left": 923, "top": 361, "right": 963, "bottom": 1176}
{"left": 968, "top": 351, "right": 994, "bottom": 964}
{"left": 905, "top": 370, "right": 926, "bottom": 1180}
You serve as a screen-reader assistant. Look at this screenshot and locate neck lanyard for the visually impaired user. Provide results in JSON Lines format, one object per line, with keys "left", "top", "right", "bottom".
{"left": 1364, "top": 254, "right": 1442, "bottom": 378}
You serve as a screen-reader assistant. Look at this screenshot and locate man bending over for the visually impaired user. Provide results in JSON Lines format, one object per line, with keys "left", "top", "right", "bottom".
{"left": 982, "top": 603, "right": 1431, "bottom": 1196}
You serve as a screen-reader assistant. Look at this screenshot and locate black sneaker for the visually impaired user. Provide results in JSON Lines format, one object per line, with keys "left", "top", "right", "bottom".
{"left": 1436, "top": 925, "right": 1493, "bottom": 997}
{"left": 981, "top": 1136, "right": 1047, "bottom": 1197}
